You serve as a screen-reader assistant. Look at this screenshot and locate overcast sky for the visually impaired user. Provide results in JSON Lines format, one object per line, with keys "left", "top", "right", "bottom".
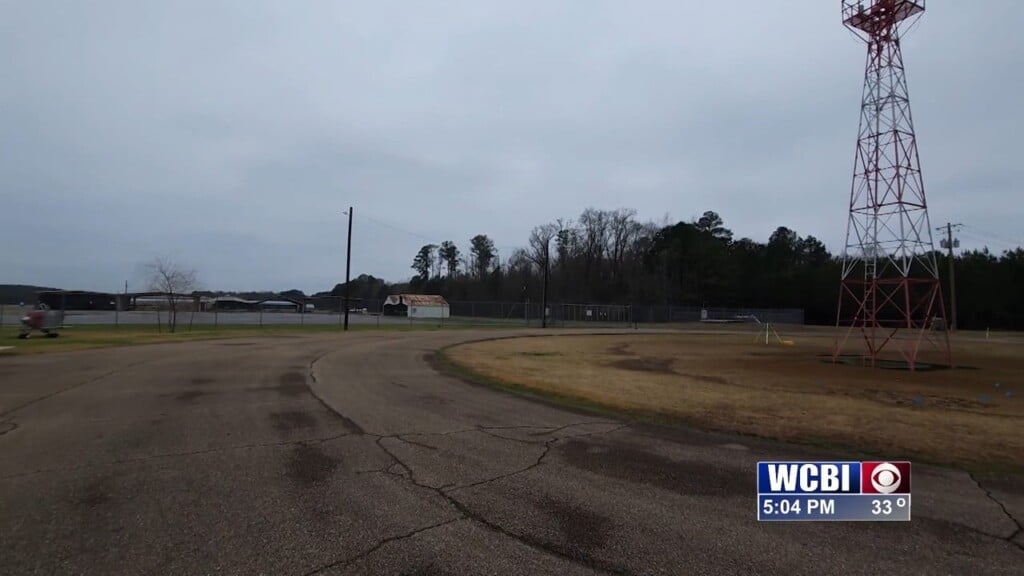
{"left": 1, "top": 1, "right": 1020, "bottom": 293}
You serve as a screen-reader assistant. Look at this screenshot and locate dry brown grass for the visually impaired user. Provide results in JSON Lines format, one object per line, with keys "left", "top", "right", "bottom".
{"left": 445, "top": 330, "right": 1024, "bottom": 469}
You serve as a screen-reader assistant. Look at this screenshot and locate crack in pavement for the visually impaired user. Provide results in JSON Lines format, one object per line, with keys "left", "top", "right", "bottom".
{"left": 0, "top": 420, "right": 17, "bottom": 436}
{"left": 443, "top": 437, "right": 556, "bottom": 494}
{"left": 307, "top": 350, "right": 637, "bottom": 573}
{"left": 307, "top": 354, "right": 366, "bottom": 435}
{"left": 355, "top": 462, "right": 409, "bottom": 478}
{"left": 301, "top": 517, "right": 465, "bottom": 576}
{"left": 367, "top": 429, "right": 633, "bottom": 575}
{"left": 378, "top": 422, "right": 629, "bottom": 446}
{"left": 475, "top": 427, "right": 547, "bottom": 445}
{"left": 530, "top": 421, "right": 620, "bottom": 436}
{"left": 969, "top": 472, "right": 1024, "bottom": 551}
{"left": 395, "top": 435, "right": 441, "bottom": 451}
{"left": 309, "top": 344, "right": 1017, "bottom": 569}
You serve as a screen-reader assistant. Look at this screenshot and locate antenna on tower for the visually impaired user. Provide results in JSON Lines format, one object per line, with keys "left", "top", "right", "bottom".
{"left": 833, "top": 1, "right": 951, "bottom": 370}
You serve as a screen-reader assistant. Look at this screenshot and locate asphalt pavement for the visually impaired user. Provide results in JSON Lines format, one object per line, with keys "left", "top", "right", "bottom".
{"left": 0, "top": 330, "right": 1021, "bottom": 575}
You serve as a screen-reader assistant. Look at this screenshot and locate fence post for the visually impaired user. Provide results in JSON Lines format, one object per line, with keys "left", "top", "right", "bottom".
{"left": 0, "top": 303, "right": 4, "bottom": 332}
{"left": 259, "top": 305, "right": 263, "bottom": 327}
{"left": 214, "top": 309, "right": 219, "bottom": 328}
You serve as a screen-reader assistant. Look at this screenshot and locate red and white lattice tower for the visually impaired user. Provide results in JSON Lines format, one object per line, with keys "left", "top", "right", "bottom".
{"left": 834, "top": 0, "right": 950, "bottom": 369}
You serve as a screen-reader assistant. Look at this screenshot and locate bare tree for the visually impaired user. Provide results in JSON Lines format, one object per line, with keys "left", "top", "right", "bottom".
{"left": 609, "top": 208, "right": 639, "bottom": 282}
{"left": 146, "top": 256, "right": 198, "bottom": 333}
{"left": 506, "top": 248, "right": 533, "bottom": 278}
{"left": 528, "top": 223, "right": 560, "bottom": 327}
{"left": 528, "top": 223, "right": 559, "bottom": 268}
{"left": 579, "top": 208, "right": 610, "bottom": 287}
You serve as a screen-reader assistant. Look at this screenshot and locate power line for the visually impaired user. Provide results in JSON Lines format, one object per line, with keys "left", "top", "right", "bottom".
{"left": 358, "top": 212, "right": 441, "bottom": 244}
{"left": 958, "top": 232, "right": 1019, "bottom": 251}
{"left": 960, "top": 225, "right": 1024, "bottom": 249}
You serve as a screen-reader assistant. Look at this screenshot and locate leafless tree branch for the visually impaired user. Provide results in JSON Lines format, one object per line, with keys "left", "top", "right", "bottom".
{"left": 145, "top": 256, "right": 198, "bottom": 333}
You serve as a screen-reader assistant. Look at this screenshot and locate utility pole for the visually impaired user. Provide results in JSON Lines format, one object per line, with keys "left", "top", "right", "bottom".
{"left": 541, "top": 242, "right": 550, "bottom": 329}
{"left": 344, "top": 207, "right": 353, "bottom": 331}
{"left": 938, "top": 222, "right": 961, "bottom": 331}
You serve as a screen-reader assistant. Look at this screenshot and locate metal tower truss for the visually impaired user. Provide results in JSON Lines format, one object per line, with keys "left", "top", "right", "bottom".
{"left": 834, "top": 0, "right": 951, "bottom": 369}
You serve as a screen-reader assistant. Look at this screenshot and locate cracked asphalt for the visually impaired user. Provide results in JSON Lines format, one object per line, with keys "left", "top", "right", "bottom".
{"left": 1, "top": 330, "right": 1022, "bottom": 575}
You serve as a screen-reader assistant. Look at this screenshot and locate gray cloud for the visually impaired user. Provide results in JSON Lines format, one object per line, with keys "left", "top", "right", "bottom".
{"left": 1, "top": 1, "right": 1020, "bottom": 292}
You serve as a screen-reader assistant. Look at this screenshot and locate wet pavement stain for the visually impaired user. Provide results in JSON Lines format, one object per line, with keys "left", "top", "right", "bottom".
{"left": 541, "top": 496, "right": 612, "bottom": 559}
{"left": 285, "top": 444, "right": 338, "bottom": 486}
{"left": 395, "top": 561, "right": 452, "bottom": 573}
{"left": 415, "top": 393, "right": 451, "bottom": 406}
{"left": 559, "top": 438, "right": 753, "bottom": 497}
{"left": 277, "top": 372, "right": 307, "bottom": 397}
{"left": 399, "top": 563, "right": 453, "bottom": 576}
{"left": 175, "top": 390, "right": 205, "bottom": 403}
{"left": 74, "top": 478, "right": 111, "bottom": 509}
{"left": 270, "top": 410, "right": 317, "bottom": 433}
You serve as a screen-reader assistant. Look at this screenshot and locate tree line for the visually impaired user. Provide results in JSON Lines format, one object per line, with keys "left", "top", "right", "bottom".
{"left": 7, "top": 208, "right": 1021, "bottom": 329}
{"left": 363, "top": 207, "right": 1021, "bottom": 329}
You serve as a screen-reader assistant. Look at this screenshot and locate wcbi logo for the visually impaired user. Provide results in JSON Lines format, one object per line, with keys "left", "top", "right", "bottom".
{"left": 757, "top": 461, "right": 911, "bottom": 494}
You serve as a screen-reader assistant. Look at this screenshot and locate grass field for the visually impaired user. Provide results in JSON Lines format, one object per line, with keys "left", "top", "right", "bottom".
{"left": 443, "top": 329, "right": 1024, "bottom": 470}
{"left": 0, "top": 323, "right": 442, "bottom": 355}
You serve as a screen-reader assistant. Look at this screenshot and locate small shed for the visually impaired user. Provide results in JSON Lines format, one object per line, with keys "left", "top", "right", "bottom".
{"left": 383, "top": 294, "right": 450, "bottom": 319}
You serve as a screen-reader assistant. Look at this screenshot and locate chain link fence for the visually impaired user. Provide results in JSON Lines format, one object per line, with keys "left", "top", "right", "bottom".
{"left": 1, "top": 299, "right": 803, "bottom": 331}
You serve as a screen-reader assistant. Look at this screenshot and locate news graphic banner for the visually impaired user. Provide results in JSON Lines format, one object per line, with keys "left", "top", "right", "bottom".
{"left": 757, "top": 461, "right": 911, "bottom": 521}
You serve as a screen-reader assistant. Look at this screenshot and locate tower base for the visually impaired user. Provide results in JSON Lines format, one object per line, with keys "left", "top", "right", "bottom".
{"left": 834, "top": 277, "right": 951, "bottom": 370}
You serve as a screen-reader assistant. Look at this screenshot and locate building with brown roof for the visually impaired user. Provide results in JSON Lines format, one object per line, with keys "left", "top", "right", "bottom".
{"left": 382, "top": 294, "right": 450, "bottom": 319}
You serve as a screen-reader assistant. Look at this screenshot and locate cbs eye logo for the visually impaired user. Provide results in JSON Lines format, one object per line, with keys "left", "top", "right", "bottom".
{"left": 862, "top": 461, "right": 911, "bottom": 494}
{"left": 870, "top": 462, "right": 901, "bottom": 493}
